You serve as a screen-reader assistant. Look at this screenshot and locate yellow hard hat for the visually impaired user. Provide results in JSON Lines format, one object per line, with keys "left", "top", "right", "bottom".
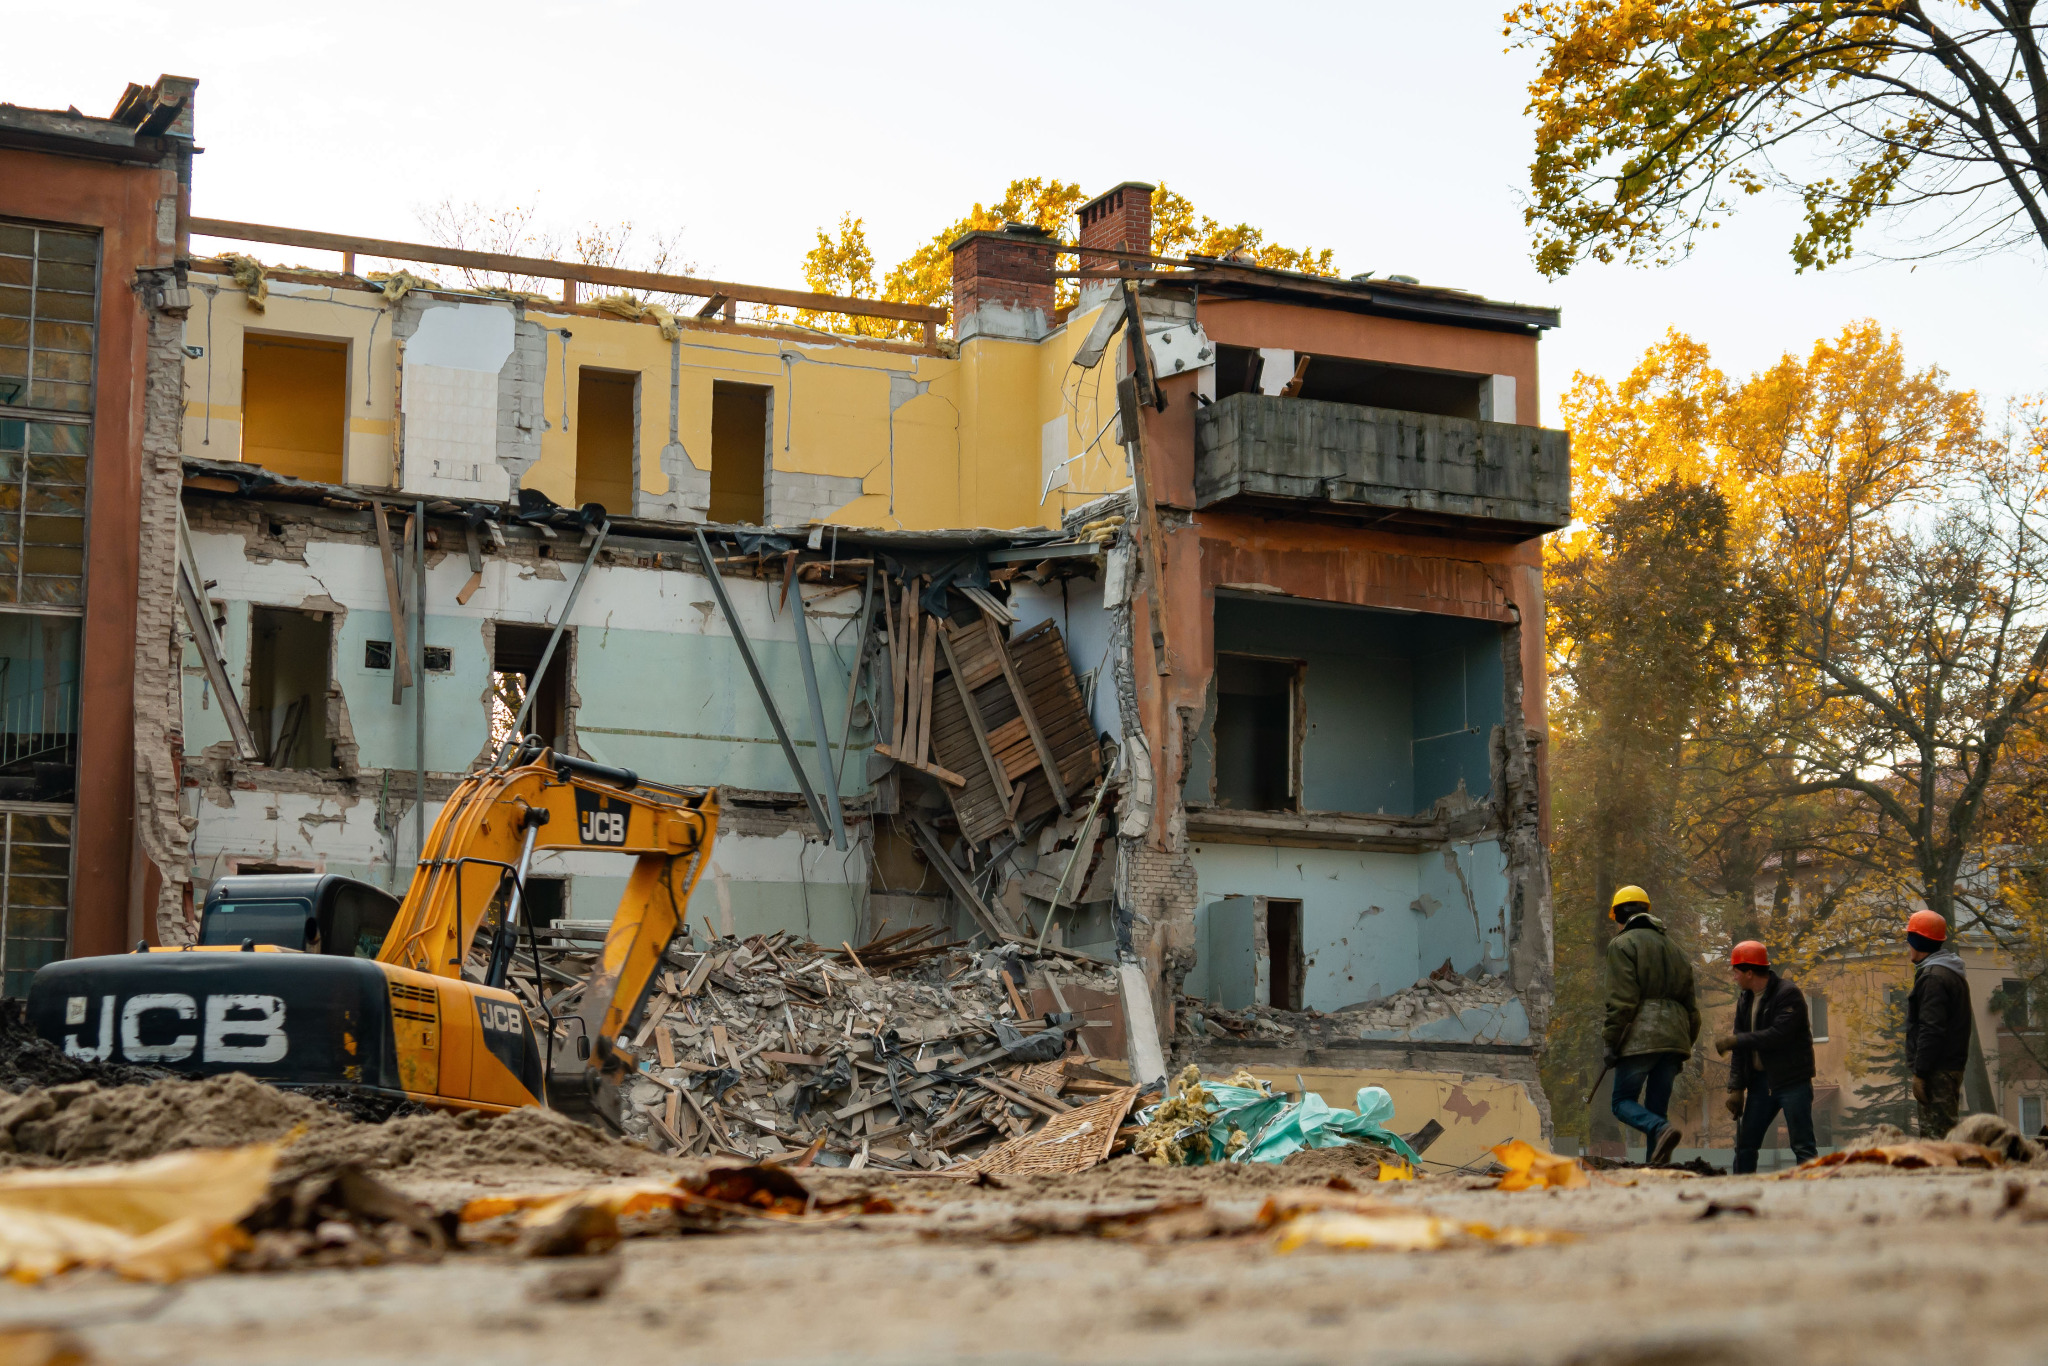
{"left": 1610, "top": 885, "right": 1650, "bottom": 915}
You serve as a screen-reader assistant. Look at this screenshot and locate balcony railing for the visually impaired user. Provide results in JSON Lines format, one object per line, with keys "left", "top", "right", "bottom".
{"left": 1194, "top": 392, "right": 1571, "bottom": 538}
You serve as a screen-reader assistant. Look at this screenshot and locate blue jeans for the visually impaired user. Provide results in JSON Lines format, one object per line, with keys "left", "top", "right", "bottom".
{"left": 1733, "top": 1080, "right": 1818, "bottom": 1174}
{"left": 1611, "top": 1051, "right": 1685, "bottom": 1142}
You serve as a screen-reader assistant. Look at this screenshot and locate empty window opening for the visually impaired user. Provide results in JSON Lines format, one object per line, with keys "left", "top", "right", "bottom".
{"left": 709, "top": 381, "right": 769, "bottom": 524}
{"left": 518, "top": 876, "right": 566, "bottom": 928}
{"left": 575, "top": 368, "right": 637, "bottom": 516}
{"left": 0, "top": 613, "right": 79, "bottom": 803}
{"left": 1213, "top": 653, "right": 1299, "bottom": 811}
{"left": 1213, "top": 345, "right": 1484, "bottom": 421}
{"left": 1198, "top": 596, "right": 1505, "bottom": 818}
{"left": 491, "top": 623, "right": 570, "bottom": 754}
{"left": 247, "top": 606, "right": 332, "bottom": 769}
{"left": 1265, "top": 898, "right": 1304, "bottom": 1012}
{"left": 242, "top": 335, "right": 347, "bottom": 483}
{"left": 1809, "top": 992, "right": 1829, "bottom": 1041}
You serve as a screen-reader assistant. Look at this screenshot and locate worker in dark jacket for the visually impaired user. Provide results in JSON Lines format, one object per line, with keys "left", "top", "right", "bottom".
{"left": 1904, "top": 908, "right": 1972, "bottom": 1138}
{"left": 1712, "top": 941, "right": 1817, "bottom": 1172}
{"left": 1604, "top": 885, "right": 1700, "bottom": 1165}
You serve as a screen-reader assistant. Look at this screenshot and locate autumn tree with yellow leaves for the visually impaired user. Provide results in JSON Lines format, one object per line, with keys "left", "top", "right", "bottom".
{"left": 1543, "top": 323, "right": 2048, "bottom": 1133}
{"left": 1507, "top": 2, "right": 2048, "bottom": 275}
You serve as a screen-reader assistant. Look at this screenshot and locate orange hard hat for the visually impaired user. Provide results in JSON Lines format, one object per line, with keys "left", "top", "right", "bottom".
{"left": 1907, "top": 909, "right": 1948, "bottom": 942}
{"left": 1730, "top": 941, "right": 1768, "bottom": 968}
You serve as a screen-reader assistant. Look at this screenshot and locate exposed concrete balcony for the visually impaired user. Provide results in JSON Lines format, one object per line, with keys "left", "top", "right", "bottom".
{"left": 1193, "top": 392, "right": 1571, "bottom": 538}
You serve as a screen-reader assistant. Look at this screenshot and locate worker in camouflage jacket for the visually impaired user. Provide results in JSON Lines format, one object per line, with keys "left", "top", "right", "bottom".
{"left": 1903, "top": 909, "right": 1973, "bottom": 1138}
{"left": 1603, "top": 885, "right": 1700, "bottom": 1166}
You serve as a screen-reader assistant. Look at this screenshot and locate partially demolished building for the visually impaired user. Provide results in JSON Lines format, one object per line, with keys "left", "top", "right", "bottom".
{"left": 5, "top": 79, "right": 1567, "bottom": 1145}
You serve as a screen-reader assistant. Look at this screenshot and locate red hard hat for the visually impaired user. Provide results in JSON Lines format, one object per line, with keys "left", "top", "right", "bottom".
{"left": 1907, "top": 909, "right": 1948, "bottom": 942}
{"left": 1730, "top": 941, "right": 1768, "bottom": 967}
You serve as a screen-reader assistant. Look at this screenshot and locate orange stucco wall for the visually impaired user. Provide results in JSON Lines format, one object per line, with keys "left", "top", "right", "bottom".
{"left": 1197, "top": 297, "right": 1542, "bottom": 426}
{"left": 1128, "top": 338, "right": 1552, "bottom": 852}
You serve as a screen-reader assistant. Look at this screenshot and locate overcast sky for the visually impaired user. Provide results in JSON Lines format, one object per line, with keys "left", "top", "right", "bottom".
{"left": 8, "top": 1, "right": 2043, "bottom": 426}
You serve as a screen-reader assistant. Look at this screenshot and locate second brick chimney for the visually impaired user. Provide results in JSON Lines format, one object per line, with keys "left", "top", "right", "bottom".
{"left": 1077, "top": 181, "right": 1155, "bottom": 263}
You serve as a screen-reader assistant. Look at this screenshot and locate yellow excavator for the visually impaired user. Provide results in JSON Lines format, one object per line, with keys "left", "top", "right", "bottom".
{"left": 25, "top": 745, "right": 716, "bottom": 1126}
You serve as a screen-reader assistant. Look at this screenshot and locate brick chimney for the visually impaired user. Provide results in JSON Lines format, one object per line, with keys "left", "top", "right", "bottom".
{"left": 1075, "top": 181, "right": 1154, "bottom": 310}
{"left": 1078, "top": 182, "right": 1155, "bottom": 263}
{"left": 950, "top": 222, "right": 1058, "bottom": 342}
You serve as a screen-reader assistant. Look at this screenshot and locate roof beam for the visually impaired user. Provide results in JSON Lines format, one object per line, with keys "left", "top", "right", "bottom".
{"left": 188, "top": 217, "right": 948, "bottom": 327}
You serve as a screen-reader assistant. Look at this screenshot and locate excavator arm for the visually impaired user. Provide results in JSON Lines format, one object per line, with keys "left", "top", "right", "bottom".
{"left": 376, "top": 749, "right": 717, "bottom": 1114}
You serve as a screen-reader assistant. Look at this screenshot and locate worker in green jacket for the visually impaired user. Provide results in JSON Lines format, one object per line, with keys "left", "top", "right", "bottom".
{"left": 1603, "top": 885, "right": 1701, "bottom": 1166}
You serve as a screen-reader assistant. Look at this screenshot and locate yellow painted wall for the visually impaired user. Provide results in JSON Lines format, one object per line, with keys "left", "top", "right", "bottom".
{"left": 182, "top": 272, "right": 397, "bottom": 485}
{"left": 179, "top": 275, "right": 1128, "bottom": 533}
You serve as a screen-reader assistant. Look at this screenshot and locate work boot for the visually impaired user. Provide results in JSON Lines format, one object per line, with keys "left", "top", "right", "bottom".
{"left": 1649, "top": 1124, "right": 1683, "bottom": 1166}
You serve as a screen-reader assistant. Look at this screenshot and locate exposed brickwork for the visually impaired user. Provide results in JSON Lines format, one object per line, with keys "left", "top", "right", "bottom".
{"left": 132, "top": 272, "right": 197, "bottom": 945}
{"left": 1077, "top": 182, "right": 1156, "bottom": 268}
{"left": 949, "top": 229, "right": 1057, "bottom": 340}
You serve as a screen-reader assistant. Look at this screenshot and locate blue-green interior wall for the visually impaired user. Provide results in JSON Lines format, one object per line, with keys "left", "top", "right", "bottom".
{"left": 1186, "top": 597, "right": 1505, "bottom": 817}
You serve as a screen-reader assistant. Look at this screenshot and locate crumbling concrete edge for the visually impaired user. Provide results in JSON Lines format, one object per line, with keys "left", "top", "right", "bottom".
{"left": 134, "top": 268, "right": 197, "bottom": 945}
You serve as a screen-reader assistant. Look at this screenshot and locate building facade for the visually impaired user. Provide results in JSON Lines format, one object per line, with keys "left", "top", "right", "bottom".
{"left": 11, "top": 80, "right": 1570, "bottom": 1147}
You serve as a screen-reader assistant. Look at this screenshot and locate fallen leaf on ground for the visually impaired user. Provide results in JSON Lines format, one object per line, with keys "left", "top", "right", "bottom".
{"left": 1492, "top": 1139, "right": 1588, "bottom": 1191}
{"left": 460, "top": 1164, "right": 896, "bottom": 1253}
{"left": 1257, "top": 1185, "right": 1571, "bottom": 1253}
{"left": 0, "top": 1145, "right": 276, "bottom": 1284}
{"left": 1789, "top": 1141, "right": 2002, "bottom": 1178}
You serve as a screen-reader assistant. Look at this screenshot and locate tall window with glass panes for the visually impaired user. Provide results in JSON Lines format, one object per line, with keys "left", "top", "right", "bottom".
{"left": 0, "top": 220, "right": 92, "bottom": 994}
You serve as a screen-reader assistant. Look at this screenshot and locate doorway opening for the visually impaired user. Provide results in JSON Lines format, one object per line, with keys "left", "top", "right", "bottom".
{"left": 247, "top": 606, "right": 333, "bottom": 768}
{"left": 1265, "top": 897, "right": 1303, "bottom": 1011}
{"left": 575, "top": 368, "right": 636, "bottom": 515}
{"left": 242, "top": 335, "right": 348, "bottom": 483}
{"left": 490, "top": 623, "right": 571, "bottom": 753}
{"left": 709, "top": 381, "right": 769, "bottom": 523}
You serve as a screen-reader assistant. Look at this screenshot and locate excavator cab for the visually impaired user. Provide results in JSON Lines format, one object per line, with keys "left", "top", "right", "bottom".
{"left": 197, "top": 874, "right": 399, "bottom": 957}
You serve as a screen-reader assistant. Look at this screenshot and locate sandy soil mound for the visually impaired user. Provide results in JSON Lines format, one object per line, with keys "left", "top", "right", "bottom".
{"left": 1, "top": 1073, "right": 345, "bottom": 1165}
{"left": 1278, "top": 1141, "right": 1394, "bottom": 1178}
{"left": 0, "top": 1065, "right": 661, "bottom": 1186}
{"left": 283, "top": 1102, "right": 661, "bottom": 1181}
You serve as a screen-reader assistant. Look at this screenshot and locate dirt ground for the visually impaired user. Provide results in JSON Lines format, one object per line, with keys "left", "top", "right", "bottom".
{"left": 6, "top": 1149, "right": 2048, "bottom": 1366}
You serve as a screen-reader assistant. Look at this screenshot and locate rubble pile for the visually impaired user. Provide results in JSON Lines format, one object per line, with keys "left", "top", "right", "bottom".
{"left": 524, "top": 926, "right": 1134, "bottom": 1172}
{"left": 1329, "top": 967, "right": 1515, "bottom": 1037}
{"left": 1175, "top": 963, "right": 1514, "bottom": 1043}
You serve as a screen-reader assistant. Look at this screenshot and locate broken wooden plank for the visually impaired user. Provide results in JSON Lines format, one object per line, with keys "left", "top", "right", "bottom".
{"left": 937, "top": 626, "right": 1015, "bottom": 816}
{"left": 873, "top": 743, "right": 967, "bottom": 788}
{"left": 914, "top": 606, "right": 937, "bottom": 764}
{"left": 908, "top": 816, "right": 1016, "bottom": 939}
{"left": 989, "top": 621, "right": 1070, "bottom": 809}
